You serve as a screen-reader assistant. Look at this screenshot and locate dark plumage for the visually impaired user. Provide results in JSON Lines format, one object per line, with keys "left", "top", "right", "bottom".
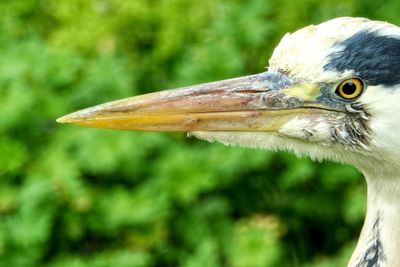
{"left": 325, "top": 30, "right": 400, "bottom": 86}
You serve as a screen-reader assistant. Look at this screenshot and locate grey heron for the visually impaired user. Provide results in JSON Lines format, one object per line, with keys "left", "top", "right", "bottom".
{"left": 57, "top": 17, "right": 400, "bottom": 267}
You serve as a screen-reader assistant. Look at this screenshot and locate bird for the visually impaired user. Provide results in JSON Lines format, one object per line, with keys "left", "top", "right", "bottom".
{"left": 57, "top": 17, "right": 400, "bottom": 267}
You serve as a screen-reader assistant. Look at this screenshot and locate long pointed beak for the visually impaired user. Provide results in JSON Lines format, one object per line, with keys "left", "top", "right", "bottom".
{"left": 57, "top": 72, "right": 325, "bottom": 132}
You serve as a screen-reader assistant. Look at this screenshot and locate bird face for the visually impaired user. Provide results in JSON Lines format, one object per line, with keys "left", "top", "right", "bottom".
{"left": 57, "top": 17, "right": 400, "bottom": 168}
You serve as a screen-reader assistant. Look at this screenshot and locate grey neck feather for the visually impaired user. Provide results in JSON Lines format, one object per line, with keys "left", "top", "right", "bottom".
{"left": 354, "top": 212, "right": 385, "bottom": 267}
{"left": 348, "top": 169, "right": 400, "bottom": 267}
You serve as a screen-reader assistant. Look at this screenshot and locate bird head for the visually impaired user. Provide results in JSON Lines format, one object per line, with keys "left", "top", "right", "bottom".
{"left": 57, "top": 17, "right": 400, "bottom": 173}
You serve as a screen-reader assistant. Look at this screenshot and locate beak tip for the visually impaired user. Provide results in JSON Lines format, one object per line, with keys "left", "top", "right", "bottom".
{"left": 56, "top": 112, "right": 84, "bottom": 124}
{"left": 56, "top": 115, "right": 71, "bottom": 124}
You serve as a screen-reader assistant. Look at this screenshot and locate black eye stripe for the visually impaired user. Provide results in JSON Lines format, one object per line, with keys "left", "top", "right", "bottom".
{"left": 324, "top": 30, "right": 400, "bottom": 87}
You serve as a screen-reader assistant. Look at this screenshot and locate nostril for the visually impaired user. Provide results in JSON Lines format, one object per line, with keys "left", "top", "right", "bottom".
{"left": 236, "top": 89, "right": 266, "bottom": 93}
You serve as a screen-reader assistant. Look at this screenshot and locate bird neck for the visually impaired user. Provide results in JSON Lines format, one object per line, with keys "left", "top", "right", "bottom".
{"left": 348, "top": 167, "right": 400, "bottom": 267}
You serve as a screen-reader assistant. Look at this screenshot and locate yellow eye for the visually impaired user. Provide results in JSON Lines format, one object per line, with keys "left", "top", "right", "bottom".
{"left": 336, "top": 78, "right": 364, "bottom": 100}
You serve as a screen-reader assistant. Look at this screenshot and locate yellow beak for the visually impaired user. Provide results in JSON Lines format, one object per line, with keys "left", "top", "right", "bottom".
{"left": 57, "top": 72, "right": 325, "bottom": 132}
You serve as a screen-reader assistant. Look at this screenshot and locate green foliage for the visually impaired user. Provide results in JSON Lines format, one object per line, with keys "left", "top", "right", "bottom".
{"left": 1, "top": 0, "right": 396, "bottom": 266}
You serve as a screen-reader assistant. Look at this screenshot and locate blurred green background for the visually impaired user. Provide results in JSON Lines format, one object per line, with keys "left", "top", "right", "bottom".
{"left": 1, "top": 0, "right": 399, "bottom": 266}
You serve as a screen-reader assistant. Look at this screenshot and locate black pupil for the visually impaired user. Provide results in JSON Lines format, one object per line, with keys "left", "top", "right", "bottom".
{"left": 342, "top": 81, "right": 357, "bottom": 95}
